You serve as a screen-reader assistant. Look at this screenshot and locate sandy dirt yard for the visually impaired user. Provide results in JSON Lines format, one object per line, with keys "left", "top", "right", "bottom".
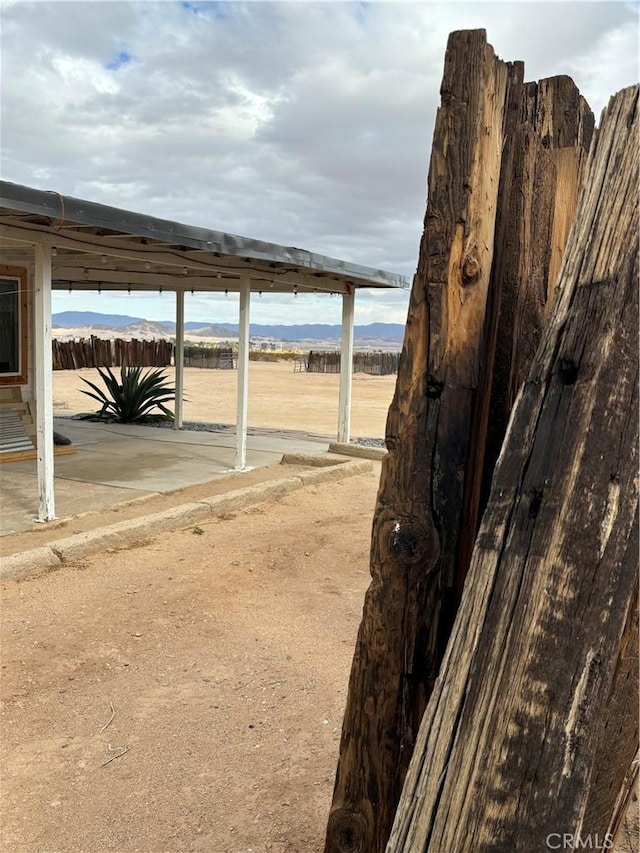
{"left": 52, "top": 362, "right": 397, "bottom": 438}
{"left": 1, "top": 465, "right": 380, "bottom": 853}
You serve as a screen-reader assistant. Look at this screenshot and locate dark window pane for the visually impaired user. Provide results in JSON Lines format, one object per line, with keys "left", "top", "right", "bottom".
{"left": 0, "top": 278, "right": 20, "bottom": 374}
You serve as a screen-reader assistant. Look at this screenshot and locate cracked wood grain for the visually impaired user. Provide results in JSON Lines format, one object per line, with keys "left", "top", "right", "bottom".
{"left": 325, "top": 29, "right": 594, "bottom": 853}
{"left": 388, "top": 84, "right": 639, "bottom": 853}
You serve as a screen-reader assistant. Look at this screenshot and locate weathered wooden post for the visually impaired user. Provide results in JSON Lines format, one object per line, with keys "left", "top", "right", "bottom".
{"left": 387, "top": 83, "right": 639, "bottom": 852}
{"left": 325, "top": 29, "right": 594, "bottom": 853}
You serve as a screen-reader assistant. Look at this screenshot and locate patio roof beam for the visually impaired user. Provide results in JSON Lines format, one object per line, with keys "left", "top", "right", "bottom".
{"left": 50, "top": 250, "right": 357, "bottom": 286}
{"left": 50, "top": 270, "right": 354, "bottom": 294}
{"left": 50, "top": 257, "right": 338, "bottom": 283}
{"left": 1, "top": 228, "right": 248, "bottom": 272}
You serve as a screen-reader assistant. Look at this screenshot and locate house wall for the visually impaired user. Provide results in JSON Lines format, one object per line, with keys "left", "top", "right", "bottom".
{"left": 0, "top": 259, "right": 35, "bottom": 454}
{"left": 0, "top": 259, "right": 32, "bottom": 402}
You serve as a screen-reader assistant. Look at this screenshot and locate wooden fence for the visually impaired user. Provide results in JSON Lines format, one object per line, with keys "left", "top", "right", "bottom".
{"left": 52, "top": 337, "right": 173, "bottom": 370}
{"left": 183, "top": 346, "right": 236, "bottom": 369}
{"left": 303, "top": 350, "right": 400, "bottom": 375}
{"left": 52, "top": 340, "right": 398, "bottom": 374}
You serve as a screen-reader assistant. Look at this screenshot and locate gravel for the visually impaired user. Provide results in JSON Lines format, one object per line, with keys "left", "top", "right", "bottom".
{"left": 63, "top": 413, "right": 386, "bottom": 445}
{"left": 64, "top": 414, "right": 230, "bottom": 433}
{"left": 153, "top": 420, "right": 230, "bottom": 432}
{"left": 354, "top": 437, "right": 386, "bottom": 448}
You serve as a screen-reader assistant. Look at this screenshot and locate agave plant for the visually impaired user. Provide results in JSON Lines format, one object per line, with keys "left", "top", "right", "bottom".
{"left": 80, "top": 364, "right": 176, "bottom": 424}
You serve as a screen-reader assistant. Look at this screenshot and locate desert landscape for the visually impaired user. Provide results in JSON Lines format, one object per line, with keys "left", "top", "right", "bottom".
{"left": 2, "top": 359, "right": 394, "bottom": 852}
{"left": 1, "top": 465, "right": 381, "bottom": 853}
{"left": 52, "top": 361, "right": 397, "bottom": 439}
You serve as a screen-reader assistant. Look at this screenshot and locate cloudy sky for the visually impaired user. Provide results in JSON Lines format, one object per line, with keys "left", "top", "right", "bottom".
{"left": 1, "top": 0, "right": 638, "bottom": 326}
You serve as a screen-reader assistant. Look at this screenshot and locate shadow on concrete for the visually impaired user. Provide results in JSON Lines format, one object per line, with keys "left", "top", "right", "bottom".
{"left": 1, "top": 418, "right": 331, "bottom": 535}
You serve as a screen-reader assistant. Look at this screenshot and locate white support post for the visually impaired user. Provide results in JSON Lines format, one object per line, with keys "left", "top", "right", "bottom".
{"left": 174, "top": 289, "right": 184, "bottom": 430}
{"left": 235, "top": 276, "right": 251, "bottom": 470}
{"left": 33, "top": 241, "right": 56, "bottom": 521}
{"left": 337, "top": 285, "right": 355, "bottom": 444}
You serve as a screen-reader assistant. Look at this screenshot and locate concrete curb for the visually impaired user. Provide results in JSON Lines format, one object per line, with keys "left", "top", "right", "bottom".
{"left": 328, "top": 441, "right": 387, "bottom": 461}
{"left": 1, "top": 460, "right": 373, "bottom": 582}
{"left": 280, "top": 452, "right": 346, "bottom": 467}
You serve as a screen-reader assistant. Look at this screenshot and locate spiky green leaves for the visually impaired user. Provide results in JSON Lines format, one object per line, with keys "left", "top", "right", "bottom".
{"left": 80, "top": 364, "right": 176, "bottom": 424}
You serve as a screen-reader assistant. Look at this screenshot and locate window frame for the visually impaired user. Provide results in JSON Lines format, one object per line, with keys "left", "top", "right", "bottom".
{"left": 0, "top": 266, "right": 28, "bottom": 386}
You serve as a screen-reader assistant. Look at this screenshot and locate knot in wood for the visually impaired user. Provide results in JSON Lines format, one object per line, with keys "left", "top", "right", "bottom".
{"left": 461, "top": 248, "right": 481, "bottom": 285}
{"left": 385, "top": 514, "right": 440, "bottom": 570}
{"left": 326, "top": 806, "right": 368, "bottom": 853}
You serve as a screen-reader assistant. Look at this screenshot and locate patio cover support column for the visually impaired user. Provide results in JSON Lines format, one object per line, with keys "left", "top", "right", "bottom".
{"left": 235, "top": 275, "right": 251, "bottom": 470}
{"left": 337, "top": 285, "right": 355, "bottom": 443}
{"left": 174, "top": 289, "right": 184, "bottom": 430}
{"left": 33, "top": 240, "right": 55, "bottom": 521}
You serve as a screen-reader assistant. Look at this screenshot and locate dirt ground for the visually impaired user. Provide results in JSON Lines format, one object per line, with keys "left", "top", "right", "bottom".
{"left": 52, "top": 362, "right": 397, "bottom": 438}
{"left": 1, "top": 465, "right": 381, "bottom": 853}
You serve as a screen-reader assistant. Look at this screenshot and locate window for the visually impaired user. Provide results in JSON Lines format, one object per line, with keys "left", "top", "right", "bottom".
{"left": 0, "top": 267, "right": 28, "bottom": 385}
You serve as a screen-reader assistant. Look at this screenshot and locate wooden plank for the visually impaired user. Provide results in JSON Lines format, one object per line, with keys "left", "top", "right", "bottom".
{"left": 325, "top": 29, "right": 514, "bottom": 851}
{"left": 387, "top": 83, "right": 639, "bottom": 853}
{"left": 325, "top": 32, "right": 595, "bottom": 853}
{"left": 456, "top": 75, "right": 593, "bottom": 602}
{"left": 0, "top": 401, "right": 29, "bottom": 413}
{"left": 0, "top": 445, "right": 76, "bottom": 464}
{"left": 612, "top": 772, "right": 639, "bottom": 853}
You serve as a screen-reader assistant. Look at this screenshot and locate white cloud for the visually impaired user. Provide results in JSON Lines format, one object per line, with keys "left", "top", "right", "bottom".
{"left": 1, "top": 0, "right": 637, "bottom": 324}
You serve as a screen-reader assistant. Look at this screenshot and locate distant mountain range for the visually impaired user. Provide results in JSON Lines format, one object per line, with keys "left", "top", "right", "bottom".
{"left": 52, "top": 311, "right": 405, "bottom": 343}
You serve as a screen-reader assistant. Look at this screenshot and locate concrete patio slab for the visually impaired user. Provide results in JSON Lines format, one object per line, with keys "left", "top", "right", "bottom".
{"left": 0, "top": 417, "right": 331, "bottom": 535}
{"left": 0, "top": 459, "right": 373, "bottom": 580}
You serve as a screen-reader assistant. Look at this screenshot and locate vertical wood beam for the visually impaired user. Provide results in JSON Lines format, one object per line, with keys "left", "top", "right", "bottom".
{"left": 33, "top": 240, "right": 55, "bottom": 522}
{"left": 235, "top": 276, "right": 250, "bottom": 471}
{"left": 455, "top": 74, "right": 593, "bottom": 607}
{"left": 325, "top": 32, "right": 512, "bottom": 851}
{"left": 325, "top": 30, "right": 594, "bottom": 853}
{"left": 174, "top": 289, "right": 184, "bottom": 430}
{"left": 388, "top": 82, "right": 639, "bottom": 853}
{"left": 337, "top": 286, "right": 355, "bottom": 443}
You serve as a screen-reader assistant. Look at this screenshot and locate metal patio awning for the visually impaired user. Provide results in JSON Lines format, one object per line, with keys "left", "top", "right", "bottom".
{"left": 0, "top": 180, "right": 408, "bottom": 523}
{"left": 0, "top": 181, "right": 410, "bottom": 295}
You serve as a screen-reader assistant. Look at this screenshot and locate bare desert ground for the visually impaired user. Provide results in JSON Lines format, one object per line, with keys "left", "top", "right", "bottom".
{"left": 52, "top": 361, "right": 397, "bottom": 438}
{"left": 2, "top": 362, "right": 392, "bottom": 852}
{"left": 1, "top": 465, "right": 380, "bottom": 853}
